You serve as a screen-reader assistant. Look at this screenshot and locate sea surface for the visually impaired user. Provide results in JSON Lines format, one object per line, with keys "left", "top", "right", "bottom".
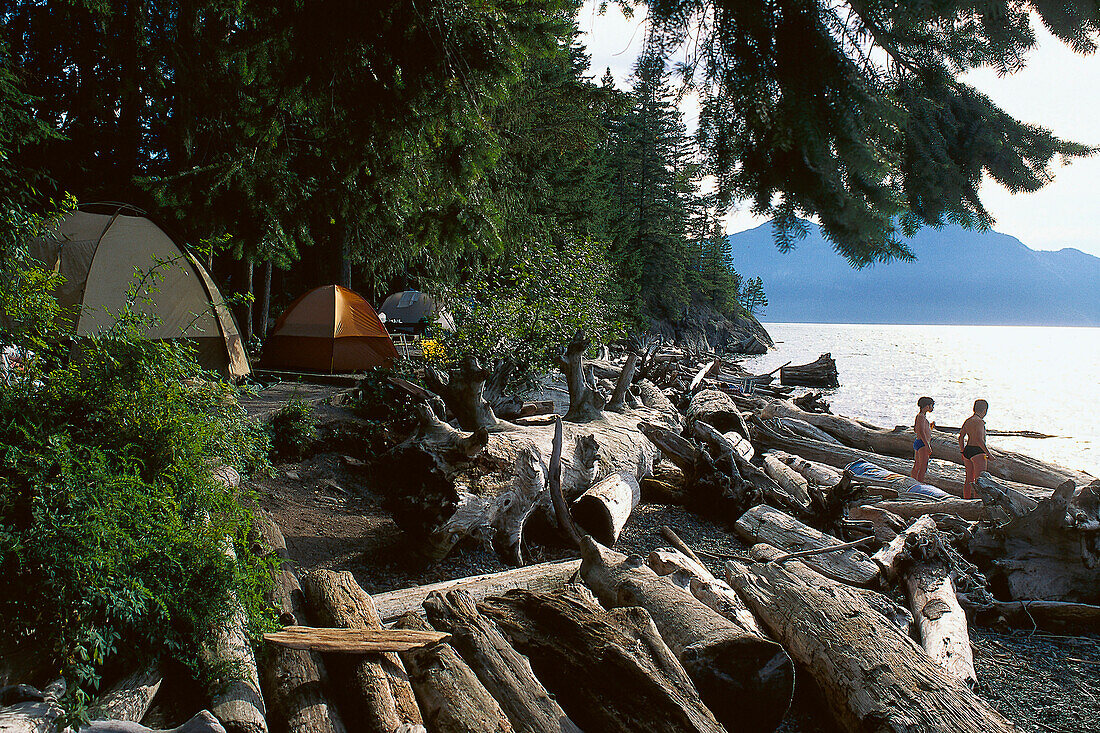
{"left": 742, "top": 323, "right": 1100, "bottom": 478}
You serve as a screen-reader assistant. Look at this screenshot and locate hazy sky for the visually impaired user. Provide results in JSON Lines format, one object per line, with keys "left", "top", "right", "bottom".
{"left": 577, "top": 1, "right": 1100, "bottom": 256}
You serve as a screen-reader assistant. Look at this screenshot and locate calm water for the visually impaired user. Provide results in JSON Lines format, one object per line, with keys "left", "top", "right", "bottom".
{"left": 742, "top": 323, "right": 1100, "bottom": 478}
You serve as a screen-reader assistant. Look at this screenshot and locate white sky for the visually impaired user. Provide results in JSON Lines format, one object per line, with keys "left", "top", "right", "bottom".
{"left": 576, "top": 1, "right": 1100, "bottom": 256}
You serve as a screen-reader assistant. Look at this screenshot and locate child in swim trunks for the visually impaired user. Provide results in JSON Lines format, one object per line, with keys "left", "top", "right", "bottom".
{"left": 959, "top": 399, "right": 990, "bottom": 500}
{"left": 911, "top": 396, "right": 934, "bottom": 481}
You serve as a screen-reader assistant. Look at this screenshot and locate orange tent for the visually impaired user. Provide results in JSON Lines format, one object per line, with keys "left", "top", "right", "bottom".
{"left": 261, "top": 285, "right": 398, "bottom": 372}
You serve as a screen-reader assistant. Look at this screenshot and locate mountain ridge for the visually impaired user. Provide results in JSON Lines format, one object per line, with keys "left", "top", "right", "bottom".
{"left": 725, "top": 221, "right": 1100, "bottom": 326}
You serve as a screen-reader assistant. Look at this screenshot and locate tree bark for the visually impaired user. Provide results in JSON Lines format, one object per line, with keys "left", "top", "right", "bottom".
{"left": 300, "top": 570, "right": 421, "bottom": 733}
{"left": 421, "top": 590, "right": 581, "bottom": 733}
{"left": 259, "top": 261, "right": 272, "bottom": 340}
{"left": 393, "top": 613, "right": 513, "bottom": 733}
{"left": 371, "top": 560, "right": 581, "bottom": 624}
{"left": 571, "top": 471, "right": 640, "bottom": 546}
{"left": 578, "top": 537, "right": 794, "bottom": 733}
{"left": 251, "top": 513, "right": 347, "bottom": 733}
{"left": 556, "top": 331, "right": 605, "bottom": 422}
{"left": 606, "top": 352, "right": 639, "bottom": 413}
{"left": 725, "top": 547, "right": 1020, "bottom": 733}
{"left": 480, "top": 586, "right": 725, "bottom": 733}
{"left": 685, "top": 389, "right": 750, "bottom": 440}
{"left": 734, "top": 505, "right": 880, "bottom": 587}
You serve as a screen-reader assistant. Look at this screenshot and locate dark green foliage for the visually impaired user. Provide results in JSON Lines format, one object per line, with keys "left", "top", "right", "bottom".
{"left": 740, "top": 276, "right": 767, "bottom": 317}
{"left": 0, "top": 252, "right": 275, "bottom": 716}
{"left": 641, "top": 0, "right": 1097, "bottom": 265}
{"left": 265, "top": 398, "right": 315, "bottom": 461}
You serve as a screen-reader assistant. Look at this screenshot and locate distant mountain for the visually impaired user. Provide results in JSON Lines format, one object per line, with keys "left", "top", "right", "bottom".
{"left": 726, "top": 222, "right": 1100, "bottom": 325}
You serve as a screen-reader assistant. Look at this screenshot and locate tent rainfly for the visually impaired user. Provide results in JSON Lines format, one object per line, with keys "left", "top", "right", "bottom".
{"left": 261, "top": 285, "right": 397, "bottom": 372}
{"left": 378, "top": 290, "right": 454, "bottom": 334}
{"left": 22, "top": 206, "right": 250, "bottom": 379}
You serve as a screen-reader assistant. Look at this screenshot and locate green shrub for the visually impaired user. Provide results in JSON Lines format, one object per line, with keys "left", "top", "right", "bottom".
{"left": 265, "top": 398, "right": 315, "bottom": 460}
{"left": 0, "top": 248, "right": 275, "bottom": 719}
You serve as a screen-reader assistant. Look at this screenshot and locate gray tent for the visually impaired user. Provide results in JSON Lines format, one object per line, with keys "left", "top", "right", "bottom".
{"left": 21, "top": 207, "right": 250, "bottom": 379}
{"left": 378, "top": 290, "right": 454, "bottom": 334}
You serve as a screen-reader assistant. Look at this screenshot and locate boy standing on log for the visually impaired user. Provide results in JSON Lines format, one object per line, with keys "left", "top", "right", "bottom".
{"left": 959, "top": 400, "right": 990, "bottom": 499}
{"left": 911, "top": 397, "right": 935, "bottom": 481}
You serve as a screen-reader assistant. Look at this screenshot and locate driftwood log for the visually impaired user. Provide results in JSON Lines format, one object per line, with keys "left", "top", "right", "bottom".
{"left": 578, "top": 537, "right": 794, "bottom": 732}
{"left": 300, "top": 570, "right": 422, "bottom": 733}
{"left": 393, "top": 613, "right": 513, "bottom": 733}
{"left": 734, "top": 505, "right": 879, "bottom": 586}
{"left": 479, "top": 586, "right": 725, "bottom": 733}
{"left": 571, "top": 471, "right": 640, "bottom": 545}
{"left": 424, "top": 356, "right": 502, "bottom": 432}
{"left": 95, "top": 665, "right": 162, "bottom": 723}
{"left": 684, "top": 389, "right": 751, "bottom": 440}
{"left": 761, "top": 399, "right": 1092, "bottom": 490}
{"left": 422, "top": 590, "right": 581, "bottom": 733}
{"left": 860, "top": 498, "right": 986, "bottom": 522}
{"left": 371, "top": 560, "right": 581, "bottom": 623}
{"left": 779, "top": 353, "right": 838, "bottom": 387}
{"left": 967, "top": 480, "right": 1100, "bottom": 603}
{"left": 964, "top": 598, "right": 1100, "bottom": 634}
{"left": 646, "top": 548, "right": 764, "bottom": 636}
{"left": 726, "top": 545, "right": 1020, "bottom": 733}
{"left": 251, "top": 512, "right": 347, "bottom": 733}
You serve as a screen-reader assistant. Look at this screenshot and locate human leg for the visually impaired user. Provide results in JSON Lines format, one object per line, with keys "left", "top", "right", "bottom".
{"left": 911, "top": 447, "right": 931, "bottom": 481}
{"left": 971, "top": 453, "right": 988, "bottom": 497}
{"left": 963, "top": 455, "right": 975, "bottom": 499}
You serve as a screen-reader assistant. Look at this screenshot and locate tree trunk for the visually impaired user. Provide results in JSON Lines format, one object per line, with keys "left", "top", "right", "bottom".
{"left": 393, "top": 613, "right": 513, "bottom": 733}
{"left": 239, "top": 260, "right": 254, "bottom": 345}
{"left": 606, "top": 352, "right": 639, "bottom": 413}
{"left": 571, "top": 471, "right": 640, "bottom": 546}
{"left": 772, "top": 451, "right": 843, "bottom": 487}
{"left": 339, "top": 235, "right": 352, "bottom": 290}
{"left": 966, "top": 479, "right": 1100, "bottom": 603}
{"left": 761, "top": 399, "right": 1092, "bottom": 490}
{"left": 96, "top": 665, "right": 161, "bottom": 723}
{"left": 578, "top": 537, "right": 794, "bottom": 733}
{"left": 259, "top": 261, "right": 272, "bottom": 340}
{"left": 424, "top": 357, "right": 501, "bottom": 432}
{"left": 905, "top": 561, "right": 977, "bottom": 688}
{"left": 478, "top": 586, "right": 725, "bottom": 733}
{"left": 734, "top": 505, "right": 879, "bottom": 587}
{"left": 300, "top": 570, "right": 421, "bottom": 733}
{"left": 685, "top": 389, "right": 750, "bottom": 439}
{"left": 779, "top": 353, "right": 838, "bottom": 387}
{"left": 725, "top": 547, "right": 1020, "bottom": 733}
{"left": 421, "top": 590, "right": 581, "bottom": 733}
{"left": 371, "top": 560, "right": 581, "bottom": 624}
{"left": 635, "top": 379, "right": 681, "bottom": 428}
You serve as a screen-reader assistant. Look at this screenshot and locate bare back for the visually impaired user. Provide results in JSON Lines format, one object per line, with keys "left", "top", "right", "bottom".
{"left": 959, "top": 414, "right": 986, "bottom": 452}
{"left": 914, "top": 412, "right": 932, "bottom": 444}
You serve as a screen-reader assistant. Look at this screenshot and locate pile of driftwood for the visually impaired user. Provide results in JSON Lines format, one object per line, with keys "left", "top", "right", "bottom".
{"left": 5, "top": 334, "right": 1097, "bottom": 733}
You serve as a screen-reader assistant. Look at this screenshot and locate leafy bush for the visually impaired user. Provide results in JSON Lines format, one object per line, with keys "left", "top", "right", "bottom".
{"left": 265, "top": 398, "right": 315, "bottom": 460}
{"left": 0, "top": 245, "right": 275, "bottom": 719}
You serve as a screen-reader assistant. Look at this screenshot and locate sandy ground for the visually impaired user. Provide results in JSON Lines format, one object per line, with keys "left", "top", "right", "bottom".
{"left": 248, "top": 396, "right": 1100, "bottom": 733}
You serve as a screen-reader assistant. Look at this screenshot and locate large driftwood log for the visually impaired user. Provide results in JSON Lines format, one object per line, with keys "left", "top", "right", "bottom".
{"left": 871, "top": 516, "right": 938, "bottom": 580}
{"left": 898, "top": 523, "right": 977, "bottom": 688}
{"left": 422, "top": 590, "right": 581, "bottom": 733}
{"left": 772, "top": 451, "right": 843, "bottom": 487}
{"left": 646, "top": 548, "right": 764, "bottom": 636}
{"left": 965, "top": 598, "right": 1100, "bottom": 634}
{"left": 725, "top": 545, "right": 1020, "bottom": 733}
{"left": 371, "top": 560, "right": 581, "bottom": 623}
{"left": 578, "top": 537, "right": 794, "bottom": 732}
{"left": 300, "top": 570, "right": 422, "bottom": 733}
{"left": 557, "top": 331, "right": 605, "bottom": 422}
{"left": 752, "top": 414, "right": 1045, "bottom": 501}
{"left": 734, "top": 505, "right": 879, "bottom": 586}
{"left": 685, "top": 389, "right": 751, "bottom": 440}
{"left": 635, "top": 379, "right": 681, "bottom": 428}
{"left": 251, "top": 512, "right": 347, "bottom": 733}
{"left": 571, "top": 471, "right": 640, "bottom": 545}
{"left": 967, "top": 480, "right": 1100, "bottom": 603}
{"left": 779, "top": 353, "right": 838, "bottom": 387}
{"left": 393, "top": 613, "right": 513, "bottom": 733}
{"left": 479, "top": 586, "right": 725, "bottom": 733}
{"left": 862, "top": 498, "right": 986, "bottom": 522}
{"left": 79, "top": 712, "right": 227, "bottom": 733}
{"left": 425, "top": 356, "right": 502, "bottom": 432}
{"left": 762, "top": 454, "right": 812, "bottom": 514}
{"left": 393, "top": 402, "right": 659, "bottom": 563}
{"left": 761, "top": 399, "right": 1092, "bottom": 490}
{"left": 606, "top": 352, "right": 639, "bottom": 413}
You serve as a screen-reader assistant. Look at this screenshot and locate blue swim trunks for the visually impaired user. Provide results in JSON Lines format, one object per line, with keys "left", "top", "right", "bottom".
{"left": 913, "top": 438, "right": 927, "bottom": 451}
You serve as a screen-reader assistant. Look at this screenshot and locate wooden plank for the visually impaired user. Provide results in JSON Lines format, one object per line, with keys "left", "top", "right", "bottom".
{"left": 264, "top": 627, "right": 448, "bottom": 653}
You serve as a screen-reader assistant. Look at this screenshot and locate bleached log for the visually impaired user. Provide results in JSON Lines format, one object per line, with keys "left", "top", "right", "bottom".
{"left": 752, "top": 414, "right": 1044, "bottom": 501}
{"left": 646, "top": 549, "right": 763, "bottom": 636}
{"left": 685, "top": 389, "right": 750, "bottom": 440}
{"left": 776, "top": 417, "right": 843, "bottom": 444}
{"left": 76, "top": 713, "right": 227, "bottom": 733}
{"left": 251, "top": 512, "right": 347, "bottom": 733}
{"left": 301, "top": 570, "right": 422, "bottom": 732}
{"left": 967, "top": 480, "right": 1100, "bottom": 603}
{"left": 772, "top": 451, "right": 843, "bottom": 487}
{"left": 606, "top": 352, "right": 639, "bottom": 412}
{"left": 579, "top": 537, "right": 794, "bottom": 732}
{"left": 557, "top": 331, "right": 605, "bottom": 422}
{"left": 846, "top": 503, "right": 906, "bottom": 542}
{"left": 725, "top": 546, "right": 1019, "bottom": 733}
{"left": 393, "top": 613, "right": 513, "bottom": 733}
{"left": 761, "top": 399, "right": 1092, "bottom": 490}
{"left": 734, "top": 505, "right": 879, "bottom": 586}
{"left": 635, "top": 379, "right": 681, "bottom": 428}
{"left": 866, "top": 498, "right": 986, "bottom": 522}
{"left": 871, "top": 516, "right": 938, "bottom": 580}
{"left": 900, "top": 523, "right": 977, "bottom": 688}
{"left": 424, "top": 356, "right": 502, "bottom": 432}
{"left": 762, "top": 454, "right": 812, "bottom": 513}
{"left": 571, "top": 471, "right": 640, "bottom": 545}
{"left": 692, "top": 423, "right": 755, "bottom": 463}
{"left": 371, "top": 560, "right": 581, "bottom": 623}
{"left": 422, "top": 590, "right": 581, "bottom": 733}
{"left": 263, "top": 627, "right": 446, "bottom": 653}
{"left": 479, "top": 586, "right": 725, "bottom": 733}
